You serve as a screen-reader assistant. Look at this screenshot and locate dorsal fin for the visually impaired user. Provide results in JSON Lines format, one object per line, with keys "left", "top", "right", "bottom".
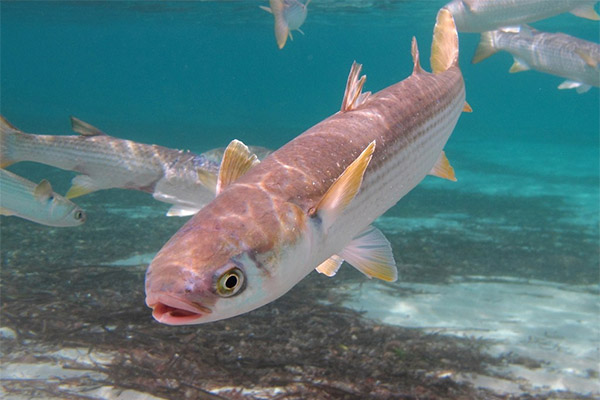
{"left": 411, "top": 36, "right": 423, "bottom": 74}
{"left": 216, "top": 139, "right": 260, "bottom": 195}
{"left": 70, "top": 116, "right": 107, "bottom": 137}
{"left": 431, "top": 8, "right": 459, "bottom": 74}
{"left": 341, "top": 61, "right": 371, "bottom": 112}
{"left": 309, "top": 141, "right": 375, "bottom": 231}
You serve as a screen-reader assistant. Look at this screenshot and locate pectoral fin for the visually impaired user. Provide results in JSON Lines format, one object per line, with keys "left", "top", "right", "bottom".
{"left": 309, "top": 141, "right": 376, "bottom": 231}
{"left": 216, "top": 139, "right": 260, "bottom": 195}
{"left": 558, "top": 80, "right": 592, "bottom": 94}
{"left": 575, "top": 49, "right": 598, "bottom": 69}
{"left": 33, "top": 179, "right": 53, "bottom": 202}
{"left": 339, "top": 225, "right": 397, "bottom": 282}
{"left": 429, "top": 151, "right": 457, "bottom": 181}
{"left": 70, "top": 116, "right": 107, "bottom": 137}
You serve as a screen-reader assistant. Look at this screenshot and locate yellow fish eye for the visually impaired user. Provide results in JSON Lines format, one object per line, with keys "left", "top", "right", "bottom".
{"left": 216, "top": 268, "right": 245, "bottom": 297}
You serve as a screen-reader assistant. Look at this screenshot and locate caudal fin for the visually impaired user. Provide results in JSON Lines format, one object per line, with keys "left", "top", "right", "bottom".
{"left": 472, "top": 31, "right": 499, "bottom": 64}
{"left": 0, "top": 115, "right": 21, "bottom": 168}
{"left": 431, "top": 8, "right": 459, "bottom": 74}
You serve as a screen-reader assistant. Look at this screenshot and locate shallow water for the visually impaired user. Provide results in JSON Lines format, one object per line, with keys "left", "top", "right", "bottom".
{"left": 1, "top": 1, "right": 599, "bottom": 399}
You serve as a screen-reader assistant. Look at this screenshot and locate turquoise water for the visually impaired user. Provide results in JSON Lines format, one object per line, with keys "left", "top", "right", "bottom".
{"left": 1, "top": 1, "right": 599, "bottom": 399}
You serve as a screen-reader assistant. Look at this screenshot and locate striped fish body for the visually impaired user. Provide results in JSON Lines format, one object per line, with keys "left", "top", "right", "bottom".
{"left": 445, "top": 0, "right": 599, "bottom": 33}
{"left": 0, "top": 117, "right": 227, "bottom": 216}
{"left": 145, "top": 9, "right": 467, "bottom": 325}
{"left": 473, "top": 26, "right": 600, "bottom": 92}
{"left": 0, "top": 169, "right": 85, "bottom": 227}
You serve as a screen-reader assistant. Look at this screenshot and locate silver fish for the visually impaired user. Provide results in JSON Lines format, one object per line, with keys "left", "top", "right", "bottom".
{"left": 0, "top": 116, "right": 270, "bottom": 216}
{"left": 473, "top": 25, "right": 600, "bottom": 93}
{"left": 0, "top": 169, "right": 86, "bottom": 227}
{"left": 145, "top": 8, "right": 469, "bottom": 325}
{"left": 445, "top": 0, "right": 599, "bottom": 33}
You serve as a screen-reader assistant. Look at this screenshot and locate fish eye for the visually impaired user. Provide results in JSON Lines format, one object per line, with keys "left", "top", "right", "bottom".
{"left": 216, "top": 268, "right": 245, "bottom": 297}
{"left": 74, "top": 210, "right": 86, "bottom": 221}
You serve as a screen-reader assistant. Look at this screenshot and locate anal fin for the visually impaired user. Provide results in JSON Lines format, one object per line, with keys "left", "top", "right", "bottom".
{"left": 316, "top": 254, "right": 344, "bottom": 277}
{"left": 429, "top": 151, "right": 457, "bottom": 181}
{"left": 66, "top": 175, "right": 99, "bottom": 199}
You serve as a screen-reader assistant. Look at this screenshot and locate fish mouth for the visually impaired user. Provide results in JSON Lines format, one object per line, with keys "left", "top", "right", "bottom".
{"left": 147, "top": 294, "right": 212, "bottom": 325}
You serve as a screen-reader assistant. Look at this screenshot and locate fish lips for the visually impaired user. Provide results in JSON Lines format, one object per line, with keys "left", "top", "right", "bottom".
{"left": 146, "top": 293, "right": 212, "bottom": 325}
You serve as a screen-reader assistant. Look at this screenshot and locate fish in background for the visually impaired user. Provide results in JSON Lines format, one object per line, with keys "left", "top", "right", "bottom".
{"left": 261, "top": 0, "right": 310, "bottom": 49}
{"left": 472, "top": 25, "right": 600, "bottom": 93}
{"left": 145, "top": 8, "right": 469, "bottom": 325}
{"left": 445, "top": 0, "right": 599, "bottom": 33}
{"left": 0, "top": 168, "right": 86, "bottom": 227}
{"left": 0, "top": 116, "right": 270, "bottom": 216}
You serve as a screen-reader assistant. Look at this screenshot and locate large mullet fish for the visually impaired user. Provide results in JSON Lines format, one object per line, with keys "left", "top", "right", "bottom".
{"left": 145, "top": 8, "right": 470, "bottom": 325}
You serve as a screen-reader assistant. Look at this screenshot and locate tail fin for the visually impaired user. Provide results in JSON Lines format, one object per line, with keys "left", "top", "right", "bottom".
{"left": 472, "top": 31, "right": 498, "bottom": 64}
{"left": 431, "top": 8, "right": 459, "bottom": 74}
{"left": 0, "top": 115, "right": 20, "bottom": 168}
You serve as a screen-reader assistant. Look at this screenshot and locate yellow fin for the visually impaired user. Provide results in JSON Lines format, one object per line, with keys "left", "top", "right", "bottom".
{"left": 472, "top": 31, "right": 498, "bottom": 64}
{"left": 196, "top": 169, "right": 218, "bottom": 194}
{"left": 575, "top": 49, "right": 598, "bottom": 69}
{"left": 33, "top": 179, "right": 53, "bottom": 202}
{"left": 509, "top": 57, "right": 530, "bottom": 73}
{"left": 429, "top": 151, "right": 457, "bottom": 182}
{"left": 463, "top": 102, "right": 473, "bottom": 112}
{"left": 315, "top": 254, "right": 344, "bottom": 277}
{"left": 341, "top": 61, "right": 370, "bottom": 112}
{"left": 310, "top": 141, "right": 376, "bottom": 230}
{"left": 70, "top": 116, "right": 107, "bottom": 137}
{"left": 431, "top": 8, "right": 459, "bottom": 74}
{"left": 570, "top": 3, "right": 600, "bottom": 20}
{"left": 0, "top": 115, "right": 20, "bottom": 168}
{"left": 411, "top": 36, "right": 423, "bottom": 74}
{"left": 0, "top": 207, "right": 15, "bottom": 216}
{"left": 216, "top": 139, "right": 260, "bottom": 195}
{"left": 66, "top": 184, "right": 94, "bottom": 199}
{"left": 270, "top": 0, "right": 289, "bottom": 49}
{"left": 339, "top": 225, "right": 397, "bottom": 282}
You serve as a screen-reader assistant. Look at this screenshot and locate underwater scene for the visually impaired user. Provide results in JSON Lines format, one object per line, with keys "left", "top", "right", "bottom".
{"left": 1, "top": 1, "right": 599, "bottom": 399}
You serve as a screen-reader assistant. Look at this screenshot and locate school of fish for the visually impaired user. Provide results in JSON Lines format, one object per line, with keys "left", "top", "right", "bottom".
{"left": 1, "top": 0, "right": 598, "bottom": 325}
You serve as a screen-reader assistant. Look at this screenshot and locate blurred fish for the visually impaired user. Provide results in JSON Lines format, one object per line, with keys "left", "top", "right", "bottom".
{"left": 445, "top": 0, "right": 599, "bottom": 32}
{"left": 261, "top": 0, "right": 310, "bottom": 49}
{"left": 0, "top": 169, "right": 86, "bottom": 227}
{"left": 0, "top": 116, "right": 270, "bottom": 216}
{"left": 145, "top": 9, "right": 469, "bottom": 325}
{"left": 472, "top": 25, "right": 600, "bottom": 93}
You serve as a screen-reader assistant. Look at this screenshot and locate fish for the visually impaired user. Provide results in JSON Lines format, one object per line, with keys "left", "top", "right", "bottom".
{"left": 145, "top": 8, "right": 470, "bottom": 325}
{"left": 261, "top": 0, "right": 310, "bottom": 49}
{"left": 445, "top": 0, "right": 600, "bottom": 33}
{"left": 472, "top": 25, "right": 600, "bottom": 93}
{"left": 0, "top": 168, "right": 86, "bottom": 227}
{"left": 0, "top": 116, "right": 270, "bottom": 216}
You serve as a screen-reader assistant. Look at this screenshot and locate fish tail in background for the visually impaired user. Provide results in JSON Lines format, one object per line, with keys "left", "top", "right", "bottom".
{"left": 0, "top": 115, "right": 21, "bottom": 168}
{"left": 270, "top": 0, "right": 289, "bottom": 49}
{"left": 471, "top": 31, "right": 499, "bottom": 64}
{"left": 431, "top": 8, "right": 460, "bottom": 74}
{"left": 570, "top": 2, "right": 600, "bottom": 20}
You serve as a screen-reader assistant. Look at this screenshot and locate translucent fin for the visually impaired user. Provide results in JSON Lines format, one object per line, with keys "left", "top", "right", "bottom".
{"left": 196, "top": 169, "right": 219, "bottom": 194}
{"left": 166, "top": 205, "right": 201, "bottom": 217}
{"left": 0, "top": 115, "right": 20, "bottom": 168}
{"left": 472, "top": 31, "right": 498, "bottom": 64}
{"left": 428, "top": 151, "right": 457, "bottom": 181}
{"left": 271, "top": 0, "right": 290, "bottom": 49}
{"left": 315, "top": 254, "right": 344, "bottom": 277}
{"left": 309, "top": 141, "right": 375, "bottom": 231}
{"left": 33, "top": 179, "right": 53, "bottom": 202}
{"left": 411, "top": 36, "right": 423, "bottom": 74}
{"left": 70, "top": 116, "right": 107, "bottom": 137}
{"left": 431, "top": 8, "right": 459, "bottom": 74}
{"left": 339, "top": 225, "right": 397, "bottom": 282}
{"left": 259, "top": 5, "right": 272, "bottom": 14}
{"left": 341, "top": 61, "right": 370, "bottom": 112}
{"left": 558, "top": 80, "right": 592, "bottom": 94}
{"left": 509, "top": 57, "right": 530, "bottom": 73}
{"left": 570, "top": 3, "right": 600, "bottom": 20}
{"left": 575, "top": 49, "right": 598, "bottom": 69}
{"left": 66, "top": 175, "right": 99, "bottom": 199}
{"left": 216, "top": 139, "right": 259, "bottom": 195}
